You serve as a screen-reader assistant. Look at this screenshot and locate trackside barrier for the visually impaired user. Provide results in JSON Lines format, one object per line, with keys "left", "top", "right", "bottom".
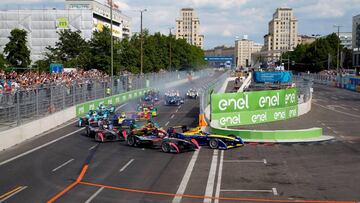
{"left": 76, "top": 88, "right": 150, "bottom": 116}
{"left": 0, "top": 70, "right": 212, "bottom": 151}
{"left": 199, "top": 73, "right": 332, "bottom": 142}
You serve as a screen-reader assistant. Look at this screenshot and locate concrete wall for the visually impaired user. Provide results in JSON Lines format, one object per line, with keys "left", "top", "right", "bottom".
{"left": 0, "top": 107, "right": 76, "bottom": 151}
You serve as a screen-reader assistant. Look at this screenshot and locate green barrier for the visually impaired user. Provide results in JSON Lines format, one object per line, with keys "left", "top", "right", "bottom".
{"left": 211, "top": 88, "right": 298, "bottom": 127}
{"left": 210, "top": 126, "right": 323, "bottom": 140}
{"left": 76, "top": 88, "right": 150, "bottom": 116}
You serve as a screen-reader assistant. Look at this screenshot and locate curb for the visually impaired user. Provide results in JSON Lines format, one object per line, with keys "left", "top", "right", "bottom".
{"left": 242, "top": 135, "right": 335, "bottom": 144}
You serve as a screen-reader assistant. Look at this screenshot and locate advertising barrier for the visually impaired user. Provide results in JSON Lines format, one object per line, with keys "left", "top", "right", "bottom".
{"left": 211, "top": 88, "right": 298, "bottom": 127}
{"left": 253, "top": 71, "right": 292, "bottom": 83}
{"left": 76, "top": 88, "right": 150, "bottom": 116}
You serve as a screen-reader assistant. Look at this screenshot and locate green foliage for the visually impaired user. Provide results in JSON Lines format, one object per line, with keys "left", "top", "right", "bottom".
{"left": 282, "top": 33, "right": 342, "bottom": 73}
{"left": 44, "top": 27, "right": 206, "bottom": 74}
{"left": 45, "top": 29, "right": 89, "bottom": 69}
{"left": 0, "top": 53, "right": 6, "bottom": 70}
{"left": 3, "top": 29, "right": 31, "bottom": 68}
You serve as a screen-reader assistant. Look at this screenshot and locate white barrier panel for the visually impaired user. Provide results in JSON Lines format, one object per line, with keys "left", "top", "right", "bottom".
{"left": 0, "top": 107, "right": 76, "bottom": 151}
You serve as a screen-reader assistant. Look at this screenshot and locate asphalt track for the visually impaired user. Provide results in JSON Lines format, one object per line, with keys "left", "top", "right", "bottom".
{"left": 0, "top": 76, "right": 359, "bottom": 203}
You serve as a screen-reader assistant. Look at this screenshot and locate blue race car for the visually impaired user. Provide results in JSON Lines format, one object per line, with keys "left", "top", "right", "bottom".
{"left": 167, "top": 126, "right": 244, "bottom": 150}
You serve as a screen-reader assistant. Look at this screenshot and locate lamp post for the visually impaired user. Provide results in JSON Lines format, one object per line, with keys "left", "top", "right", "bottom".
{"left": 139, "top": 9, "right": 147, "bottom": 75}
{"left": 334, "top": 25, "right": 343, "bottom": 73}
{"left": 168, "top": 27, "right": 174, "bottom": 71}
{"left": 110, "top": 0, "right": 114, "bottom": 78}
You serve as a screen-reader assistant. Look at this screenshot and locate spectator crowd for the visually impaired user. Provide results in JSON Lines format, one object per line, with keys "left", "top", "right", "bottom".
{"left": 0, "top": 69, "right": 109, "bottom": 94}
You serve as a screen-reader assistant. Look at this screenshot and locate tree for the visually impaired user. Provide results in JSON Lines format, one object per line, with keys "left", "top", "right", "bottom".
{"left": 0, "top": 53, "right": 6, "bottom": 70}
{"left": 89, "top": 26, "right": 112, "bottom": 74}
{"left": 281, "top": 32, "right": 342, "bottom": 73}
{"left": 4, "top": 29, "right": 31, "bottom": 68}
{"left": 45, "top": 29, "right": 89, "bottom": 69}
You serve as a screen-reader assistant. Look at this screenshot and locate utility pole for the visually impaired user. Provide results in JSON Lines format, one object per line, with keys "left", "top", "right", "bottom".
{"left": 110, "top": 0, "right": 113, "bottom": 78}
{"left": 169, "top": 27, "right": 174, "bottom": 71}
{"left": 140, "top": 9, "right": 147, "bottom": 75}
{"left": 334, "top": 25, "right": 343, "bottom": 73}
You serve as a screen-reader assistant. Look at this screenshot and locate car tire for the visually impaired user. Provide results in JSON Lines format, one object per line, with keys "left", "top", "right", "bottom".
{"left": 86, "top": 128, "right": 90, "bottom": 137}
{"left": 161, "top": 142, "right": 170, "bottom": 153}
{"left": 209, "top": 139, "right": 219, "bottom": 149}
{"left": 127, "top": 135, "right": 136, "bottom": 146}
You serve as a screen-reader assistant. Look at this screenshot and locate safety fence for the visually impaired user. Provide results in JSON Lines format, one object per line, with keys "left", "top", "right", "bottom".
{"left": 299, "top": 72, "right": 360, "bottom": 92}
{"left": 0, "top": 70, "right": 210, "bottom": 130}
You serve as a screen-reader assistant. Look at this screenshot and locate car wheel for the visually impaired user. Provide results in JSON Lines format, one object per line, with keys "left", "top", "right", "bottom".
{"left": 161, "top": 142, "right": 170, "bottom": 153}
{"left": 209, "top": 139, "right": 219, "bottom": 149}
{"left": 127, "top": 135, "right": 136, "bottom": 146}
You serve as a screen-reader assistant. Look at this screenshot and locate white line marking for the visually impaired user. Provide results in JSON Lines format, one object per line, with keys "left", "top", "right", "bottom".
{"left": 119, "top": 159, "right": 134, "bottom": 172}
{"left": 224, "top": 160, "right": 266, "bottom": 164}
{"left": 141, "top": 148, "right": 145, "bottom": 151}
{"left": 0, "top": 128, "right": 84, "bottom": 167}
{"left": 221, "top": 189, "right": 273, "bottom": 193}
{"left": 214, "top": 150, "right": 224, "bottom": 203}
{"left": 84, "top": 187, "right": 104, "bottom": 203}
{"left": 52, "top": 159, "right": 74, "bottom": 172}
{"left": 272, "top": 187, "right": 278, "bottom": 196}
{"left": 178, "top": 106, "right": 181, "bottom": 109}
{"left": 165, "top": 121, "right": 170, "bottom": 126}
{"left": 0, "top": 186, "right": 28, "bottom": 202}
{"left": 326, "top": 126, "right": 332, "bottom": 130}
{"left": 115, "top": 103, "right": 128, "bottom": 112}
{"left": 204, "top": 150, "right": 218, "bottom": 203}
{"left": 170, "top": 114, "right": 175, "bottom": 119}
{"left": 175, "top": 109, "right": 179, "bottom": 113}
{"left": 172, "top": 150, "right": 200, "bottom": 203}
{"left": 352, "top": 108, "right": 359, "bottom": 111}
{"left": 89, "top": 144, "right": 97, "bottom": 151}
{"left": 313, "top": 102, "right": 360, "bottom": 118}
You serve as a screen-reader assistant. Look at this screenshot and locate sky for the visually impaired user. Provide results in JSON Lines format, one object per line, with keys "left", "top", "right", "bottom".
{"left": 0, "top": 0, "right": 360, "bottom": 49}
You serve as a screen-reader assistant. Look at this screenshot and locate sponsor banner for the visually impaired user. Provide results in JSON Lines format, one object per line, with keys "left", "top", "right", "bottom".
{"left": 212, "top": 106, "right": 298, "bottom": 127}
{"left": 56, "top": 18, "right": 69, "bottom": 29}
{"left": 211, "top": 88, "right": 298, "bottom": 113}
{"left": 253, "top": 71, "right": 293, "bottom": 83}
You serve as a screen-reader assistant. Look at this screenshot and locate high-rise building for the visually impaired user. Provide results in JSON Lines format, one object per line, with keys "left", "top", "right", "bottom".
{"left": 175, "top": 8, "right": 204, "bottom": 49}
{"left": 353, "top": 14, "right": 360, "bottom": 75}
{"left": 263, "top": 8, "right": 299, "bottom": 60}
{"left": 0, "top": 0, "right": 131, "bottom": 62}
{"left": 338, "top": 32, "right": 352, "bottom": 49}
{"left": 235, "top": 36, "right": 263, "bottom": 67}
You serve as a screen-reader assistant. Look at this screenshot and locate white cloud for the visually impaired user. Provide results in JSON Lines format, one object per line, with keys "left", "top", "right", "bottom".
{"left": 182, "top": 0, "right": 248, "bottom": 9}
{"left": 296, "top": 0, "right": 357, "bottom": 18}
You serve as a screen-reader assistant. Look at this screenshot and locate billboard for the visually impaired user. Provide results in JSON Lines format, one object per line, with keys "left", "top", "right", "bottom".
{"left": 56, "top": 18, "right": 69, "bottom": 29}
{"left": 50, "top": 64, "right": 63, "bottom": 73}
{"left": 253, "top": 71, "right": 293, "bottom": 83}
{"left": 211, "top": 88, "right": 298, "bottom": 126}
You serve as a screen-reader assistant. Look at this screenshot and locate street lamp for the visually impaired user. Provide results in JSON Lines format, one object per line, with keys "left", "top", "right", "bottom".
{"left": 168, "top": 27, "right": 174, "bottom": 71}
{"left": 139, "top": 9, "right": 147, "bottom": 75}
{"left": 110, "top": 0, "right": 114, "bottom": 78}
{"left": 334, "top": 25, "right": 343, "bottom": 73}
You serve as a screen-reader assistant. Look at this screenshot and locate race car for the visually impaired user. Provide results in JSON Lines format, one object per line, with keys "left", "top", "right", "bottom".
{"left": 164, "top": 95, "right": 184, "bottom": 106}
{"left": 186, "top": 88, "right": 199, "bottom": 99}
{"left": 78, "top": 110, "right": 94, "bottom": 127}
{"left": 141, "top": 90, "right": 160, "bottom": 103}
{"left": 85, "top": 119, "right": 133, "bottom": 142}
{"left": 125, "top": 121, "right": 199, "bottom": 153}
{"left": 138, "top": 103, "right": 158, "bottom": 117}
{"left": 167, "top": 126, "right": 244, "bottom": 150}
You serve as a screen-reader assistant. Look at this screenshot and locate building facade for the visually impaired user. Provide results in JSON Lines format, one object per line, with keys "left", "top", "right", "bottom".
{"left": 338, "top": 32, "right": 352, "bottom": 50}
{"left": 263, "top": 8, "right": 299, "bottom": 60}
{"left": 298, "top": 35, "right": 316, "bottom": 45}
{"left": 175, "top": 8, "right": 204, "bottom": 49}
{"left": 353, "top": 14, "right": 360, "bottom": 74}
{"left": 235, "top": 37, "right": 263, "bottom": 67}
{"left": 0, "top": 0, "right": 131, "bottom": 62}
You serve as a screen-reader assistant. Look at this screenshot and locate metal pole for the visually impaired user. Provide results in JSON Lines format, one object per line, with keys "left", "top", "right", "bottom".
{"left": 110, "top": 0, "right": 114, "bottom": 78}
{"left": 140, "top": 11, "right": 143, "bottom": 75}
{"left": 334, "top": 25, "right": 343, "bottom": 73}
